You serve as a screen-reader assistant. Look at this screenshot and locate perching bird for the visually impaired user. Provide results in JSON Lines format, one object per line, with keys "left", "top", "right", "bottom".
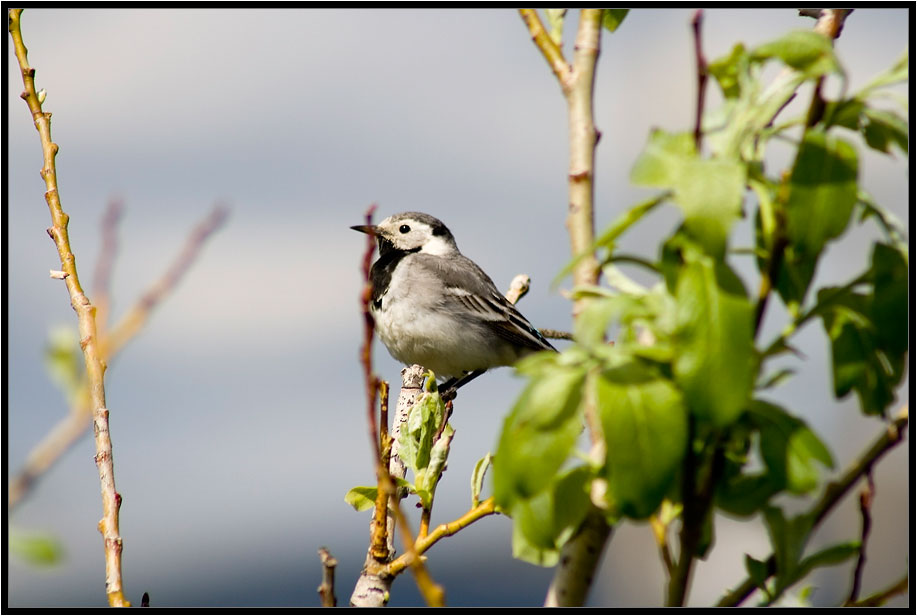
{"left": 352, "top": 211, "right": 556, "bottom": 397}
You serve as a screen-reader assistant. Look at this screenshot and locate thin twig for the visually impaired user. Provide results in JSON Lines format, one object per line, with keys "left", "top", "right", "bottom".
{"left": 92, "top": 197, "right": 124, "bottom": 333}
{"left": 717, "top": 407, "right": 908, "bottom": 607}
{"left": 9, "top": 204, "right": 228, "bottom": 510}
{"left": 649, "top": 511, "right": 676, "bottom": 583}
{"left": 369, "top": 382, "right": 392, "bottom": 561}
{"left": 389, "top": 498, "right": 446, "bottom": 606}
{"left": 803, "top": 10, "right": 854, "bottom": 128}
{"left": 102, "top": 204, "right": 229, "bottom": 359}
{"left": 691, "top": 10, "right": 707, "bottom": 152}
{"left": 9, "top": 9, "right": 128, "bottom": 606}
{"left": 844, "top": 471, "right": 874, "bottom": 605}
{"left": 540, "top": 328, "right": 574, "bottom": 341}
{"left": 317, "top": 547, "right": 338, "bottom": 607}
{"left": 504, "top": 273, "right": 530, "bottom": 305}
{"left": 518, "top": 9, "right": 573, "bottom": 92}
{"left": 845, "top": 573, "right": 908, "bottom": 607}
{"left": 386, "top": 497, "right": 497, "bottom": 577}
{"left": 358, "top": 203, "right": 381, "bottom": 462}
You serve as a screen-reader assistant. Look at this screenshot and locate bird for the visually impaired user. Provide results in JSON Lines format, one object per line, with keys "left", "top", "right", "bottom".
{"left": 351, "top": 211, "right": 556, "bottom": 398}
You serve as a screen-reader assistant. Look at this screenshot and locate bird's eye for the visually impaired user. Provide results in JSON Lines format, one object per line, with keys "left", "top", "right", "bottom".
{"left": 399, "top": 224, "right": 410, "bottom": 234}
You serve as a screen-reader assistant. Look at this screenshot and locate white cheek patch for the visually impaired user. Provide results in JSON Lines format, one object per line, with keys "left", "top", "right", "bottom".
{"left": 420, "top": 235, "right": 453, "bottom": 256}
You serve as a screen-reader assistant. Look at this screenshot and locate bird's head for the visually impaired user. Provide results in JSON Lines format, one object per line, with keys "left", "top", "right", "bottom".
{"left": 351, "top": 211, "right": 458, "bottom": 256}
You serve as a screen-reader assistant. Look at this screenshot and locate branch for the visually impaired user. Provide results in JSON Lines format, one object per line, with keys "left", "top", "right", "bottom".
{"left": 523, "top": 9, "right": 609, "bottom": 607}
{"left": 717, "top": 407, "right": 908, "bottom": 607}
{"left": 844, "top": 472, "right": 874, "bottom": 605}
{"left": 101, "top": 204, "right": 229, "bottom": 360}
{"left": 518, "top": 9, "right": 573, "bottom": 92}
{"left": 9, "top": 8, "right": 128, "bottom": 606}
{"left": 350, "top": 366, "right": 426, "bottom": 607}
{"left": 92, "top": 197, "right": 124, "bottom": 332}
{"left": 544, "top": 508, "right": 612, "bottom": 607}
{"left": 565, "top": 9, "right": 603, "bottom": 320}
{"left": 386, "top": 497, "right": 497, "bottom": 577}
{"left": 691, "top": 10, "right": 708, "bottom": 151}
{"left": 845, "top": 573, "right": 908, "bottom": 608}
{"left": 317, "top": 547, "right": 338, "bottom": 607}
{"left": 9, "top": 204, "right": 228, "bottom": 510}
{"left": 667, "top": 433, "right": 724, "bottom": 606}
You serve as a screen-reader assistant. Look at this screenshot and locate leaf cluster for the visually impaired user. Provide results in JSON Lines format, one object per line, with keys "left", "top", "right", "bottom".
{"left": 493, "top": 23, "right": 908, "bottom": 605}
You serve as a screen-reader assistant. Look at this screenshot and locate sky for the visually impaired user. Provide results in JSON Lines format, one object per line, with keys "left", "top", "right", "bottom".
{"left": 6, "top": 8, "right": 910, "bottom": 608}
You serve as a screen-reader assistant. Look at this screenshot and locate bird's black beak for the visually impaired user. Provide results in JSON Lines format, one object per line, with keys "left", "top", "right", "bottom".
{"left": 350, "top": 224, "right": 378, "bottom": 236}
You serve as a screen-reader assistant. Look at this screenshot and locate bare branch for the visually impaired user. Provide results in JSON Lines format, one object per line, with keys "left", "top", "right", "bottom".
{"left": 92, "top": 197, "right": 124, "bottom": 332}
{"left": 9, "top": 8, "right": 128, "bottom": 606}
{"left": 317, "top": 547, "right": 338, "bottom": 607}
{"left": 9, "top": 204, "right": 228, "bottom": 511}
{"left": 691, "top": 10, "right": 708, "bottom": 151}
{"left": 518, "top": 9, "right": 573, "bottom": 92}
{"left": 844, "top": 472, "right": 875, "bottom": 605}
{"left": 102, "top": 204, "right": 229, "bottom": 359}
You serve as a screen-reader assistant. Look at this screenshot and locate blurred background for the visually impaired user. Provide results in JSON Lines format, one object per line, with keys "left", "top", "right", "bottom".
{"left": 6, "top": 8, "right": 909, "bottom": 608}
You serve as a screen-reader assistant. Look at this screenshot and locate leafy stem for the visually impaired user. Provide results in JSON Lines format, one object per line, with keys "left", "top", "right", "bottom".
{"left": 717, "top": 407, "right": 908, "bottom": 606}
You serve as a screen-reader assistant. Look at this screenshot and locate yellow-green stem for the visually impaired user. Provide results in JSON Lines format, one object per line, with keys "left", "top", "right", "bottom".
{"left": 8, "top": 8, "right": 129, "bottom": 607}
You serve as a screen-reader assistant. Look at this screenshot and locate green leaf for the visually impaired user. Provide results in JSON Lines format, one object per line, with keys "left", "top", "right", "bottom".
{"left": 708, "top": 44, "right": 748, "bottom": 99}
{"left": 785, "top": 132, "right": 859, "bottom": 257}
{"left": 416, "top": 424, "right": 454, "bottom": 508}
{"left": 858, "top": 191, "right": 908, "bottom": 255}
{"left": 512, "top": 514, "right": 559, "bottom": 567}
{"left": 602, "top": 9, "right": 628, "bottom": 33}
{"left": 397, "top": 390, "right": 446, "bottom": 474}
{"left": 631, "top": 130, "right": 745, "bottom": 256}
{"left": 796, "top": 541, "right": 861, "bottom": 581}
{"left": 756, "top": 368, "right": 796, "bottom": 390}
{"left": 44, "top": 326, "right": 83, "bottom": 405}
{"left": 815, "top": 245, "right": 907, "bottom": 419}
{"left": 749, "top": 400, "right": 833, "bottom": 494}
{"left": 744, "top": 554, "right": 771, "bottom": 591}
{"left": 493, "top": 366, "right": 586, "bottom": 505}
{"left": 777, "top": 131, "right": 859, "bottom": 307}
{"left": 574, "top": 296, "right": 619, "bottom": 346}
{"left": 471, "top": 452, "right": 493, "bottom": 508}
{"left": 673, "top": 253, "right": 756, "bottom": 426}
{"left": 10, "top": 530, "right": 64, "bottom": 566}
{"left": 822, "top": 98, "right": 865, "bottom": 131}
{"left": 509, "top": 466, "right": 592, "bottom": 566}
{"left": 555, "top": 191, "right": 668, "bottom": 287}
{"left": 861, "top": 107, "right": 908, "bottom": 155}
{"left": 344, "top": 486, "right": 378, "bottom": 512}
{"left": 597, "top": 366, "right": 687, "bottom": 518}
{"left": 717, "top": 473, "right": 780, "bottom": 517}
{"left": 631, "top": 130, "right": 697, "bottom": 186}
{"left": 857, "top": 51, "right": 908, "bottom": 96}
{"left": 762, "top": 505, "right": 815, "bottom": 594}
{"left": 751, "top": 30, "right": 840, "bottom": 77}
{"left": 869, "top": 242, "right": 908, "bottom": 367}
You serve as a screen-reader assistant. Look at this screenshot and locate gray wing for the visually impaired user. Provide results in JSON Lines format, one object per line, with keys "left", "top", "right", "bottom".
{"left": 412, "top": 253, "right": 556, "bottom": 352}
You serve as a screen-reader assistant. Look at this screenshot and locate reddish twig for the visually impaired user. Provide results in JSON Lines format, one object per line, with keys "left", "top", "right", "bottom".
{"left": 102, "top": 204, "right": 229, "bottom": 359}
{"left": 691, "top": 10, "right": 708, "bottom": 151}
{"left": 358, "top": 204, "right": 381, "bottom": 462}
{"left": 92, "top": 197, "right": 124, "bottom": 332}
{"left": 845, "top": 472, "right": 875, "bottom": 605}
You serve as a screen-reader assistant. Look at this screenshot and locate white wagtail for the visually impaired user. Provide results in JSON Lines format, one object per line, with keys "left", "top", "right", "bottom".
{"left": 352, "top": 212, "right": 556, "bottom": 398}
